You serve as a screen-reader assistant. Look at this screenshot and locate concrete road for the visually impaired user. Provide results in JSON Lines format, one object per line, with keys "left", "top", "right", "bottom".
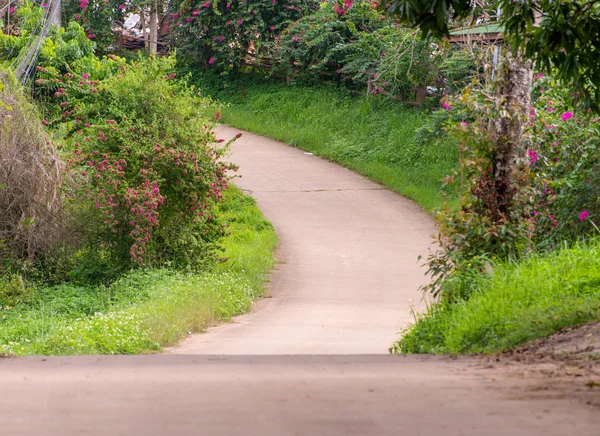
{"left": 2, "top": 355, "right": 599, "bottom": 436}
{"left": 172, "top": 126, "right": 436, "bottom": 354}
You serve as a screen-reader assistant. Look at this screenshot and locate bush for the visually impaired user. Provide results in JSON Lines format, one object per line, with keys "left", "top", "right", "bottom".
{"left": 171, "top": 0, "right": 320, "bottom": 70}
{"left": 36, "top": 54, "right": 236, "bottom": 272}
{"left": 526, "top": 73, "right": 600, "bottom": 246}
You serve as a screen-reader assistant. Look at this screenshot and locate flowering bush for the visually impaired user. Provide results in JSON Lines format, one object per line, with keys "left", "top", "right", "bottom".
{"left": 526, "top": 73, "right": 600, "bottom": 245}
{"left": 269, "top": 1, "right": 468, "bottom": 99}
{"left": 170, "top": 0, "right": 320, "bottom": 69}
{"left": 36, "top": 55, "right": 236, "bottom": 272}
{"left": 419, "top": 73, "right": 600, "bottom": 300}
{"left": 61, "top": 0, "right": 125, "bottom": 52}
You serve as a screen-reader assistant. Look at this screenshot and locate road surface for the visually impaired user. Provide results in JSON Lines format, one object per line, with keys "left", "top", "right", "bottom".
{"left": 1, "top": 127, "right": 598, "bottom": 435}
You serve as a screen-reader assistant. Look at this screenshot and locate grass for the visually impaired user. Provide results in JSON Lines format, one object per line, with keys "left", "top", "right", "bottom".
{"left": 0, "top": 186, "right": 277, "bottom": 355}
{"left": 392, "top": 239, "right": 600, "bottom": 354}
{"left": 202, "top": 78, "right": 456, "bottom": 212}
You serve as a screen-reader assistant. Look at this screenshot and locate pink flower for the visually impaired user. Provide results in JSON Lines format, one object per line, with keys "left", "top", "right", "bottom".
{"left": 209, "top": 57, "right": 215, "bottom": 65}
{"left": 168, "top": 73, "right": 176, "bottom": 79}
{"left": 561, "top": 111, "right": 573, "bottom": 121}
{"left": 527, "top": 149, "right": 538, "bottom": 164}
{"left": 119, "top": 4, "right": 125, "bottom": 10}
{"left": 41, "top": 2, "right": 48, "bottom": 7}
{"left": 459, "top": 121, "right": 469, "bottom": 128}
{"left": 580, "top": 210, "right": 589, "bottom": 222}
{"left": 9, "top": 7, "right": 15, "bottom": 13}
{"left": 82, "top": 73, "right": 89, "bottom": 79}
{"left": 173, "top": 13, "right": 178, "bottom": 19}
{"left": 442, "top": 102, "right": 451, "bottom": 110}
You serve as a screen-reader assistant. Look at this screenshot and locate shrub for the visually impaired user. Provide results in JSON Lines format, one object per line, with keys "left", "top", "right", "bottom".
{"left": 36, "top": 54, "right": 237, "bottom": 273}
{"left": 526, "top": 73, "right": 600, "bottom": 246}
{"left": 170, "top": 0, "right": 320, "bottom": 70}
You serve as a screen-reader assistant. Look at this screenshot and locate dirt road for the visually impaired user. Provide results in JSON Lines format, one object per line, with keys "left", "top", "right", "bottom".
{"left": 2, "top": 355, "right": 599, "bottom": 435}
{"left": 1, "top": 127, "right": 598, "bottom": 435}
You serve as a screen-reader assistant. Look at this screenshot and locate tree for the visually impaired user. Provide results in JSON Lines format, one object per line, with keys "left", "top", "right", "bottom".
{"left": 384, "top": 0, "right": 600, "bottom": 107}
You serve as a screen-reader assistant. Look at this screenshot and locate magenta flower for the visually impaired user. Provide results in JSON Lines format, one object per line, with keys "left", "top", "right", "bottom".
{"left": 208, "top": 57, "right": 215, "bottom": 65}
{"left": 173, "top": 13, "right": 178, "bottom": 19}
{"left": 119, "top": 4, "right": 125, "bottom": 10}
{"left": 580, "top": 210, "right": 589, "bottom": 222}
{"left": 527, "top": 149, "right": 538, "bottom": 164}
{"left": 459, "top": 121, "right": 469, "bottom": 128}
{"left": 442, "top": 102, "right": 450, "bottom": 110}
{"left": 561, "top": 111, "right": 573, "bottom": 121}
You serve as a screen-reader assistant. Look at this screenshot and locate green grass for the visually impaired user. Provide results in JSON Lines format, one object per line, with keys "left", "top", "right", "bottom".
{"left": 393, "top": 239, "right": 600, "bottom": 354}
{"left": 203, "top": 79, "right": 456, "bottom": 212}
{"left": 0, "top": 186, "right": 277, "bottom": 355}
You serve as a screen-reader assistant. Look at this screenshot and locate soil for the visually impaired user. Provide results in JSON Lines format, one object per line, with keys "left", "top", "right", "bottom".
{"left": 472, "top": 322, "right": 600, "bottom": 410}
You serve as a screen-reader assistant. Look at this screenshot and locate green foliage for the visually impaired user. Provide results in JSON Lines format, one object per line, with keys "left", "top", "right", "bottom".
{"left": 0, "top": 187, "right": 277, "bottom": 355}
{"left": 384, "top": 0, "right": 600, "bottom": 109}
{"left": 201, "top": 77, "right": 457, "bottom": 212}
{"left": 527, "top": 73, "right": 600, "bottom": 246}
{"left": 39, "top": 21, "right": 97, "bottom": 71}
{"left": 61, "top": 0, "right": 125, "bottom": 53}
{"left": 393, "top": 239, "right": 600, "bottom": 354}
{"left": 36, "top": 54, "right": 235, "bottom": 272}
{"left": 171, "top": 0, "right": 320, "bottom": 70}
{"left": 269, "top": 1, "right": 472, "bottom": 100}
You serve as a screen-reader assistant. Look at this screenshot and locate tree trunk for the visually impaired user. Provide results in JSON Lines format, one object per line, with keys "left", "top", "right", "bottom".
{"left": 140, "top": 9, "right": 149, "bottom": 51}
{"left": 149, "top": 0, "right": 158, "bottom": 54}
{"left": 490, "top": 52, "right": 533, "bottom": 222}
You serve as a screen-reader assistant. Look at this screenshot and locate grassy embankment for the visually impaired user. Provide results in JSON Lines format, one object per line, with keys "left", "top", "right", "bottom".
{"left": 0, "top": 187, "right": 277, "bottom": 355}
{"left": 201, "top": 79, "right": 456, "bottom": 212}
{"left": 393, "top": 239, "right": 600, "bottom": 354}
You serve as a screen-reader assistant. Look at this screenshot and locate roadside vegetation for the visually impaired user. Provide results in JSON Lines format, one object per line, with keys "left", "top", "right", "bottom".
{"left": 394, "top": 239, "right": 600, "bottom": 354}
{"left": 202, "top": 79, "right": 456, "bottom": 212}
{"left": 2, "top": 0, "right": 599, "bottom": 357}
{"left": 0, "top": 11, "right": 276, "bottom": 355}
{"left": 0, "top": 187, "right": 276, "bottom": 355}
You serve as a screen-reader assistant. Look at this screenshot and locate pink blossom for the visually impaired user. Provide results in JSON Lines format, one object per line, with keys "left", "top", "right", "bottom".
{"left": 527, "top": 149, "right": 538, "bottom": 164}
{"left": 442, "top": 102, "right": 450, "bottom": 110}
{"left": 459, "top": 121, "right": 469, "bottom": 128}
{"left": 119, "top": 4, "right": 125, "bottom": 10}
{"left": 173, "top": 13, "right": 178, "bottom": 19}
{"left": 82, "top": 73, "right": 89, "bottom": 79}
{"left": 580, "top": 210, "right": 589, "bottom": 222}
{"left": 209, "top": 57, "right": 215, "bottom": 65}
{"left": 561, "top": 111, "right": 574, "bottom": 121}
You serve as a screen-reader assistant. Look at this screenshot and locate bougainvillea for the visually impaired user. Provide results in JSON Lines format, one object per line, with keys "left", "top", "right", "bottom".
{"left": 169, "top": 0, "right": 320, "bottom": 69}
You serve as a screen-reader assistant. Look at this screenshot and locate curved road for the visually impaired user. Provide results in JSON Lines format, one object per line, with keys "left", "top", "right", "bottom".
{"left": 2, "top": 127, "right": 599, "bottom": 435}
{"left": 172, "top": 126, "right": 435, "bottom": 354}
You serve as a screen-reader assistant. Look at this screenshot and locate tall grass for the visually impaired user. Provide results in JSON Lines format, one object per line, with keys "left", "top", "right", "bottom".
{"left": 0, "top": 186, "right": 277, "bottom": 355}
{"left": 393, "top": 239, "right": 600, "bottom": 354}
{"left": 203, "top": 79, "right": 456, "bottom": 212}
